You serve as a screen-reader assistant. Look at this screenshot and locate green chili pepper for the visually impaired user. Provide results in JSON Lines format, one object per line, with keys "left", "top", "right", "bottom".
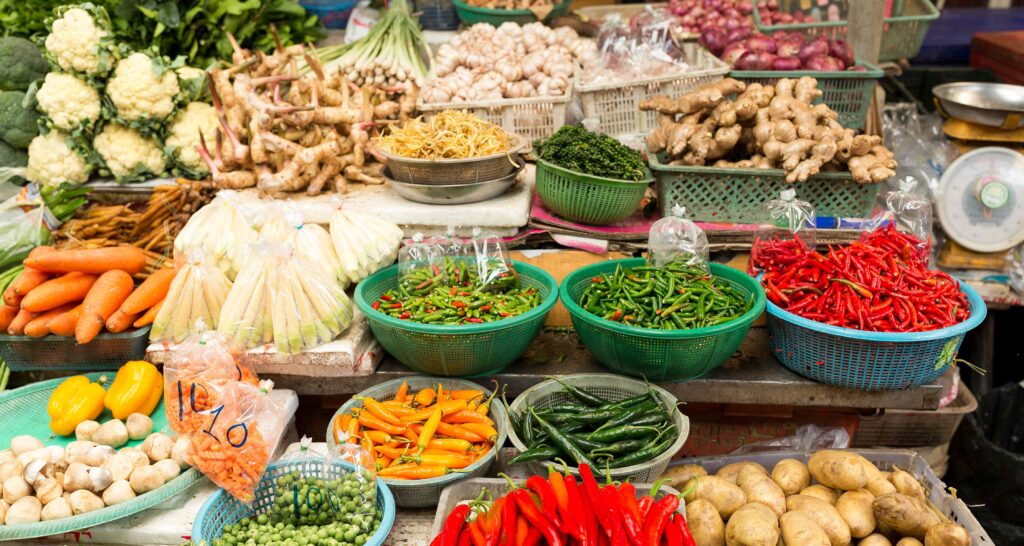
{"left": 587, "top": 425, "right": 662, "bottom": 444}
{"left": 509, "top": 445, "right": 561, "bottom": 464}
{"left": 607, "top": 435, "right": 675, "bottom": 468}
{"left": 530, "top": 409, "right": 593, "bottom": 466}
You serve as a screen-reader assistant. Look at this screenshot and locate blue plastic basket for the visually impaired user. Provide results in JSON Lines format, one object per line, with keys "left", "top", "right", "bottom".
{"left": 192, "top": 459, "right": 396, "bottom": 546}
{"left": 764, "top": 278, "right": 987, "bottom": 390}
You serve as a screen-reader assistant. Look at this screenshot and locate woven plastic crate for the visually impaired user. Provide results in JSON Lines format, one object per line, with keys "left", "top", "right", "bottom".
{"left": 730, "top": 62, "right": 883, "bottom": 130}
{"left": 534, "top": 159, "right": 651, "bottom": 226}
{"left": 753, "top": 0, "right": 940, "bottom": 62}
{"left": 416, "top": 90, "right": 571, "bottom": 154}
{"left": 764, "top": 279, "right": 987, "bottom": 390}
{"left": 678, "top": 449, "right": 992, "bottom": 545}
{"left": 561, "top": 259, "right": 765, "bottom": 381}
{"left": 650, "top": 153, "right": 881, "bottom": 223}
{"left": 0, "top": 326, "right": 151, "bottom": 371}
{"left": 430, "top": 478, "right": 686, "bottom": 538}
{"left": 578, "top": 42, "right": 731, "bottom": 136}
{"left": 507, "top": 374, "right": 690, "bottom": 483}
{"left": 415, "top": 0, "right": 459, "bottom": 30}
{"left": 193, "top": 458, "right": 395, "bottom": 546}
{"left": 329, "top": 376, "right": 508, "bottom": 508}
{"left": 451, "top": 0, "right": 570, "bottom": 25}
{"left": 854, "top": 384, "right": 978, "bottom": 448}
{"left": 353, "top": 261, "right": 558, "bottom": 377}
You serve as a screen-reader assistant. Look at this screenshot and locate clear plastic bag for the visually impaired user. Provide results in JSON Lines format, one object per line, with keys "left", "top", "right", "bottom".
{"left": 163, "top": 324, "right": 258, "bottom": 435}
{"left": 150, "top": 251, "right": 234, "bottom": 344}
{"left": 399, "top": 233, "right": 446, "bottom": 283}
{"left": 219, "top": 242, "right": 353, "bottom": 353}
{"left": 751, "top": 190, "right": 817, "bottom": 274}
{"left": 173, "top": 190, "right": 258, "bottom": 280}
{"left": 729, "top": 424, "right": 851, "bottom": 454}
{"left": 583, "top": 6, "right": 691, "bottom": 85}
{"left": 329, "top": 208, "right": 404, "bottom": 285}
{"left": 648, "top": 205, "right": 710, "bottom": 272}
{"left": 470, "top": 228, "right": 519, "bottom": 292}
{"left": 189, "top": 379, "right": 287, "bottom": 503}
{"left": 868, "top": 177, "right": 933, "bottom": 263}
{"left": 0, "top": 184, "right": 54, "bottom": 270}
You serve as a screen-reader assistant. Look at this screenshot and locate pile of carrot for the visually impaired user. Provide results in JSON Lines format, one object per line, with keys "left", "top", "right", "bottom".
{"left": 333, "top": 381, "right": 500, "bottom": 480}
{"left": 0, "top": 246, "right": 176, "bottom": 343}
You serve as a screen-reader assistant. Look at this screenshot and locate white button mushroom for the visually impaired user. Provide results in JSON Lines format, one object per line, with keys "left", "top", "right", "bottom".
{"left": 9, "top": 436, "right": 44, "bottom": 456}
{"left": 126, "top": 414, "right": 153, "bottom": 441}
{"left": 170, "top": 435, "right": 192, "bottom": 469}
{"left": 35, "top": 477, "right": 63, "bottom": 506}
{"left": 141, "top": 433, "right": 173, "bottom": 462}
{"left": 101, "top": 479, "right": 136, "bottom": 506}
{"left": 0, "top": 461, "right": 21, "bottom": 483}
{"left": 40, "top": 497, "right": 72, "bottom": 521}
{"left": 91, "top": 420, "right": 129, "bottom": 448}
{"left": 85, "top": 445, "right": 115, "bottom": 467}
{"left": 68, "top": 490, "right": 104, "bottom": 515}
{"left": 75, "top": 420, "right": 100, "bottom": 442}
{"left": 65, "top": 441, "right": 99, "bottom": 464}
{"left": 5, "top": 496, "right": 41, "bottom": 524}
{"left": 102, "top": 453, "right": 136, "bottom": 482}
{"left": 153, "top": 459, "right": 180, "bottom": 482}
{"left": 2, "top": 476, "right": 30, "bottom": 504}
{"left": 129, "top": 465, "right": 165, "bottom": 494}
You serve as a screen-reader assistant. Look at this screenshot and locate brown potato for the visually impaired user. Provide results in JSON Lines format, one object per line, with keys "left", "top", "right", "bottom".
{"left": 739, "top": 474, "right": 787, "bottom": 518}
{"left": 924, "top": 523, "right": 970, "bottom": 546}
{"left": 717, "top": 462, "right": 769, "bottom": 484}
{"left": 801, "top": 484, "right": 841, "bottom": 505}
{"left": 781, "top": 510, "right": 831, "bottom": 546}
{"left": 662, "top": 463, "right": 708, "bottom": 491}
{"left": 859, "top": 534, "right": 893, "bottom": 546}
{"left": 787, "top": 495, "right": 853, "bottom": 546}
{"left": 808, "top": 451, "right": 872, "bottom": 491}
{"left": 726, "top": 502, "right": 779, "bottom": 546}
{"left": 866, "top": 478, "right": 897, "bottom": 497}
{"left": 772, "top": 459, "right": 811, "bottom": 496}
{"left": 872, "top": 493, "right": 941, "bottom": 540}
{"left": 895, "top": 539, "right": 923, "bottom": 546}
{"left": 888, "top": 469, "right": 926, "bottom": 502}
{"left": 688, "top": 498, "right": 726, "bottom": 546}
{"left": 836, "top": 490, "right": 876, "bottom": 538}
{"left": 684, "top": 476, "right": 748, "bottom": 519}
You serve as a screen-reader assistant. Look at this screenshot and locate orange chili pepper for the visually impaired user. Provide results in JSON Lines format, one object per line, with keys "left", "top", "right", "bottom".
{"left": 445, "top": 410, "right": 494, "bottom": 426}
{"left": 414, "top": 387, "right": 435, "bottom": 407}
{"left": 395, "top": 380, "right": 409, "bottom": 402}
{"left": 357, "top": 411, "right": 406, "bottom": 435}
{"left": 459, "top": 422, "right": 498, "bottom": 441}
{"left": 378, "top": 464, "right": 449, "bottom": 479}
{"left": 364, "top": 430, "right": 393, "bottom": 444}
{"left": 357, "top": 397, "right": 403, "bottom": 426}
{"left": 434, "top": 422, "right": 486, "bottom": 443}
{"left": 476, "top": 388, "right": 499, "bottom": 416}
{"left": 375, "top": 456, "right": 392, "bottom": 472}
{"left": 515, "top": 516, "right": 528, "bottom": 546}
{"left": 401, "top": 452, "right": 473, "bottom": 469}
{"left": 448, "top": 389, "right": 484, "bottom": 401}
{"left": 400, "top": 399, "right": 468, "bottom": 423}
{"left": 469, "top": 518, "right": 486, "bottom": 546}
{"left": 344, "top": 411, "right": 360, "bottom": 444}
{"left": 381, "top": 401, "right": 416, "bottom": 416}
{"left": 418, "top": 404, "right": 444, "bottom": 451}
{"left": 436, "top": 384, "right": 446, "bottom": 403}
{"left": 376, "top": 445, "right": 414, "bottom": 460}
{"left": 426, "top": 438, "right": 472, "bottom": 452}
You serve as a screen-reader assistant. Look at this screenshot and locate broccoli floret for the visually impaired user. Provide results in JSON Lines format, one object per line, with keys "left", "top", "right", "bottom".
{"left": 0, "top": 140, "right": 27, "bottom": 169}
{"left": 0, "top": 91, "right": 40, "bottom": 149}
{"left": 0, "top": 37, "right": 48, "bottom": 92}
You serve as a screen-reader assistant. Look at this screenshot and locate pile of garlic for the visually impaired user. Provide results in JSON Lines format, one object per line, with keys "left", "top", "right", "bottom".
{"left": 421, "top": 22, "right": 598, "bottom": 103}
{"left": 0, "top": 414, "right": 191, "bottom": 525}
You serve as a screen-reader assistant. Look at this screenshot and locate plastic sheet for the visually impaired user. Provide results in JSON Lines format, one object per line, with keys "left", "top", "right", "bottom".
{"left": 647, "top": 205, "right": 710, "bottom": 272}
{"left": 730, "top": 424, "right": 850, "bottom": 454}
{"left": 751, "top": 190, "right": 817, "bottom": 274}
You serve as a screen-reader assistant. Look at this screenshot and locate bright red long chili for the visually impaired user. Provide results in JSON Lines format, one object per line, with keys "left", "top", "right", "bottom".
{"left": 525, "top": 475, "right": 562, "bottom": 529}
{"left": 672, "top": 513, "right": 697, "bottom": 546}
{"left": 566, "top": 474, "right": 596, "bottom": 546}
{"left": 511, "top": 489, "right": 564, "bottom": 546}
{"left": 641, "top": 493, "right": 680, "bottom": 546}
{"left": 442, "top": 504, "right": 472, "bottom": 546}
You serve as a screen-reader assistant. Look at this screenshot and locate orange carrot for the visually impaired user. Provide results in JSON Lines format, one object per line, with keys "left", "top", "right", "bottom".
{"left": 76, "top": 270, "right": 134, "bottom": 344}
{"left": 0, "top": 305, "right": 18, "bottom": 331}
{"left": 132, "top": 298, "right": 163, "bottom": 328}
{"left": 20, "top": 272, "right": 97, "bottom": 312}
{"left": 47, "top": 304, "right": 83, "bottom": 337}
{"left": 119, "top": 267, "right": 176, "bottom": 315}
{"left": 25, "top": 247, "right": 148, "bottom": 275}
{"left": 23, "top": 303, "right": 76, "bottom": 337}
{"left": 7, "top": 308, "right": 38, "bottom": 335}
{"left": 3, "top": 247, "right": 55, "bottom": 307}
{"left": 105, "top": 309, "right": 139, "bottom": 333}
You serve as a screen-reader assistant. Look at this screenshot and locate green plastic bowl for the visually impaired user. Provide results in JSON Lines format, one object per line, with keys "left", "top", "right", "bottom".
{"left": 452, "top": 0, "right": 571, "bottom": 25}
{"left": 354, "top": 261, "right": 558, "bottom": 376}
{"left": 560, "top": 259, "right": 766, "bottom": 381}
{"left": 535, "top": 159, "right": 652, "bottom": 226}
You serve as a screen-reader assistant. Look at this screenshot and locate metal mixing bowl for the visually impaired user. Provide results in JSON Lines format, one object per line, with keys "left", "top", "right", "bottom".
{"left": 376, "top": 134, "right": 526, "bottom": 185}
{"left": 385, "top": 159, "right": 524, "bottom": 205}
{"left": 933, "top": 82, "right": 1024, "bottom": 129}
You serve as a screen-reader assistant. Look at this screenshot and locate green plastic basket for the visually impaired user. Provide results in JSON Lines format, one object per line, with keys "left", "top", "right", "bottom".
{"left": 0, "top": 373, "right": 204, "bottom": 541}
{"left": 752, "top": 0, "right": 939, "bottom": 63}
{"left": 650, "top": 153, "right": 881, "bottom": 224}
{"left": 452, "top": 0, "right": 570, "bottom": 25}
{"left": 560, "top": 259, "right": 766, "bottom": 381}
{"left": 730, "top": 62, "right": 883, "bottom": 130}
{"left": 354, "top": 261, "right": 558, "bottom": 377}
{"left": 535, "top": 159, "right": 652, "bottom": 226}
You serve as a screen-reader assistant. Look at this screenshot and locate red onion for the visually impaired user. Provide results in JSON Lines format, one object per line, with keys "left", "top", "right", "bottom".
{"left": 736, "top": 51, "right": 777, "bottom": 70}
{"left": 804, "top": 55, "right": 842, "bottom": 71}
{"left": 829, "top": 39, "right": 854, "bottom": 66}
{"left": 798, "top": 38, "right": 830, "bottom": 61}
{"left": 772, "top": 56, "right": 802, "bottom": 70}
{"left": 745, "top": 34, "right": 778, "bottom": 53}
{"left": 700, "top": 27, "right": 729, "bottom": 56}
{"left": 721, "top": 42, "right": 748, "bottom": 65}
{"left": 726, "top": 27, "right": 752, "bottom": 43}
{"left": 846, "top": 65, "right": 868, "bottom": 72}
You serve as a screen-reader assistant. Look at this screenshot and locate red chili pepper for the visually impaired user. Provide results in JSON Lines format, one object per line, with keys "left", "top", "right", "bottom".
{"left": 466, "top": 317, "right": 484, "bottom": 323}
{"left": 618, "top": 483, "right": 644, "bottom": 546}
{"left": 499, "top": 495, "right": 518, "bottom": 546}
{"left": 641, "top": 493, "right": 680, "bottom": 546}
{"left": 511, "top": 489, "right": 563, "bottom": 546}
{"left": 519, "top": 529, "right": 542, "bottom": 546}
{"left": 484, "top": 498, "right": 504, "bottom": 546}
{"left": 453, "top": 301, "right": 468, "bottom": 308}
{"left": 441, "top": 504, "right": 472, "bottom": 546}
{"left": 399, "top": 312, "right": 411, "bottom": 319}
{"left": 480, "top": 305, "right": 492, "bottom": 312}
{"left": 549, "top": 467, "right": 584, "bottom": 540}
{"left": 459, "top": 531, "right": 472, "bottom": 546}
{"left": 380, "top": 294, "right": 394, "bottom": 301}
{"left": 469, "top": 518, "right": 487, "bottom": 546}
{"left": 525, "top": 476, "right": 562, "bottom": 530}
{"left": 451, "top": 286, "right": 458, "bottom": 296}
{"left": 673, "top": 514, "right": 696, "bottom": 546}
{"left": 566, "top": 474, "right": 595, "bottom": 546}
{"left": 598, "top": 486, "right": 629, "bottom": 546}
{"left": 372, "top": 301, "right": 381, "bottom": 310}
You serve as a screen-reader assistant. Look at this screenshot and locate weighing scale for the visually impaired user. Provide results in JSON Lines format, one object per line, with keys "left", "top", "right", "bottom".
{"left": 935, "top": 146, "right": 1024, "bottom": 253}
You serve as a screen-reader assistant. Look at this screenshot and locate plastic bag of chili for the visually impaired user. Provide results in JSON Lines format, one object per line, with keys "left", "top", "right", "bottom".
{"left": 648, "top": 204, "right": 711, "bottom": 273}
{"left": 750, "top": 189, "right": 817, "bottom": 275}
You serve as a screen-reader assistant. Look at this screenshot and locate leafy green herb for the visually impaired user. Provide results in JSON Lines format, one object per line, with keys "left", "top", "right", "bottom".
{"left": 534, "top": 124, "right": 648, "bottom": 182}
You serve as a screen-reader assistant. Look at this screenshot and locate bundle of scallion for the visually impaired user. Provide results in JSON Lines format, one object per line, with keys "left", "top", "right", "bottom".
{"left": 312, "top": 0, "right": 430, "bottom": 89}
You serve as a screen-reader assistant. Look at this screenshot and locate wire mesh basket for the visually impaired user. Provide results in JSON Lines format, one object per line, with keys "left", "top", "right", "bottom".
{"left": 507, "top": 374, "right": 690, "bottom": 483}
{"left": 0, "top": 326, "right": 152, "bottom": 371}
{"left": 377, "top": 134, "right": 526, "bottom": 185}
{"left": 329, "top": 376, "right": 508, "bottom": 508}
{"left": 415, "top": 0, "right": 459, "bottom": 30}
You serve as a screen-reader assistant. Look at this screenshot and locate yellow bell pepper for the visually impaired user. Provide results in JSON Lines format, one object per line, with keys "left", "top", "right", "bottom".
{"left": 48, "top": 375, "right": 107, "bottom": 436}
{"left": 104, "top": 360, "right": 163, "bottom": 420}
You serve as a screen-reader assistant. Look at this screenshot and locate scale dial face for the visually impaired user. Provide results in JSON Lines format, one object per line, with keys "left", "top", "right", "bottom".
{"left": 936, "top": 147, "right": 1024, "bottom": 253}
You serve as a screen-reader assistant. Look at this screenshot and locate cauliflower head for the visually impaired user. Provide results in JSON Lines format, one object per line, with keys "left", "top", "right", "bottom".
{"left": 36, "top": 73, "right": 101, "bottom": 132}
{"left": 44, "top": 7, "right": 113, "bottom": 75}
{"left": 94, "top": 123, "right": 167, "bottom": 181}
{"left": 26, "top": 131, "right": 92, "bottom": 187}
{"left": 175, "top": 66, "right": 209, "bottom": 103}
{"left": 106, "top": 52, "right": 180, "bottom": 125}
{"left": 166, "top": 102, "right": 218, "bottom": 176}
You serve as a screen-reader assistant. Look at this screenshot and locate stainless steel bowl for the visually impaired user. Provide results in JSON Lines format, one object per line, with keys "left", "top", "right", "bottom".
{"left": 377, "top": 134, "right": 527, "bottom": 185}
{"left": 933, "top": 82, "right": 1024, "bottom": 129}
{"left": 385, "top": 159, "right": 525, "bottom": 205}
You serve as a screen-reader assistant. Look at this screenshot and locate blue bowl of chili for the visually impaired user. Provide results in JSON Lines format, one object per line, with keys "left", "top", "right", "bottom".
{"left": 763, "top": 278, "right": 986, "bottom": 390}
{"left": 560, "top": 259, "right": 766, "bottom": 382}
{"left": 355, "top": 261, "right": 559, "bottom": 377}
